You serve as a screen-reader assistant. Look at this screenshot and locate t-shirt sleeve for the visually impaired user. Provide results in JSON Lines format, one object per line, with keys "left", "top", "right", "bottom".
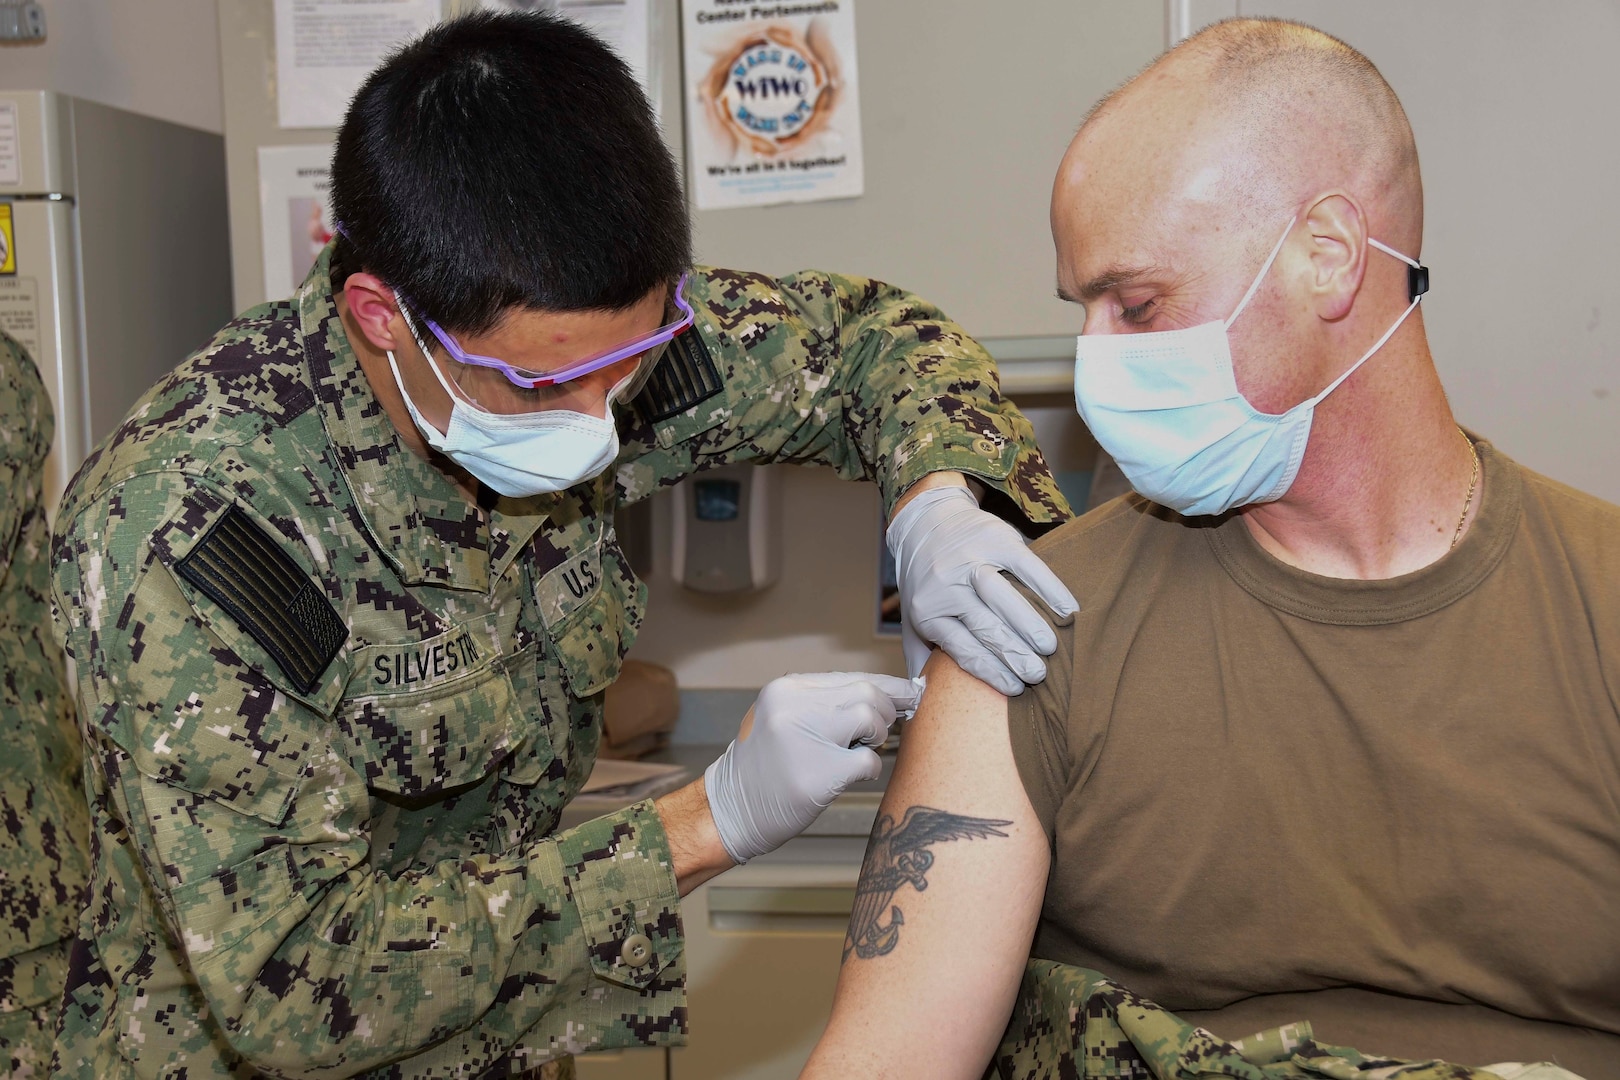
{"left": 1005, "top": 573, "right": 1074, "bottom": 841}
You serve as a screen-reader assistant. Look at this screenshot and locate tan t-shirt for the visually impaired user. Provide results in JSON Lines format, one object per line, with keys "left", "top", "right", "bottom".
{"left": 1009, "top": 440, "right": 1620, "bottom": 1077}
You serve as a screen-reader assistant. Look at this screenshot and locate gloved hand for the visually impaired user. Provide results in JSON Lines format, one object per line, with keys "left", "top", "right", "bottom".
{"left": 888, "top": 485, "right": 1079, "bottom": 696}
{"left": 705, "top": 672, "right": 922, "bottom": 864}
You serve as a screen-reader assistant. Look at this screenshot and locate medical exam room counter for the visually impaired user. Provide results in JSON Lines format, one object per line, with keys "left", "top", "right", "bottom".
{"left": 558, "top": 741, "right": 896, "bottom": 861}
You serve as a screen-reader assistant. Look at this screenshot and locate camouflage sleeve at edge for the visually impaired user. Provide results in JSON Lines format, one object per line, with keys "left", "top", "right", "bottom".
{"left": 51, "top": 480, "right": 684, "bottom": 1076}
{"left": 0, "top": 334, "right": 50, "bottom": 577}
{"left": 616, "top": 268, "right": 1072, "bottom": 532}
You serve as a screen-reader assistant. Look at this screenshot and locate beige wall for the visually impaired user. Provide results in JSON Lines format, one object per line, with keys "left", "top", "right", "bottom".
{"left": 686, "top": 2, "right": 1164, "bottom": 339}
{"left": 0, "top": 0, "right": 222, "bottom": 133}
{"left": 627, "top": 399, "right": 1097, "bottom": 689}
{"left": 625, "top": 0, "right": 1158, "bottom": 688}
{"left": 630, "top": 465, "right": 904, "bottom": 689}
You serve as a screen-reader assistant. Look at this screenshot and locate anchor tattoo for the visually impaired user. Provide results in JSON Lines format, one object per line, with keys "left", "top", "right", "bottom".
{"left": 843, "top": 805, "right": 1012, "bottom": 962}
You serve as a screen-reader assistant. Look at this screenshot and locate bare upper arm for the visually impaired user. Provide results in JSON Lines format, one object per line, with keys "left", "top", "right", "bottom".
{"left": 802, "top": 652, "right": 1051, "bottom": 1080}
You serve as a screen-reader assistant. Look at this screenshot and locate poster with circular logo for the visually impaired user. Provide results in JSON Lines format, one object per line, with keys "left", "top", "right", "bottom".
{"left": 682, "top": 1, "right": 864, "bottom": 210}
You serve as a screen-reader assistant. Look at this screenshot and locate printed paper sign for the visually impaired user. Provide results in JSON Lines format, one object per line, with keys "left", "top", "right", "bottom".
{"left": 682, "top": 0, "right": 864, "bottom": 210}
{"left": 274, "top": 0, "right": 440, "bottom": 129}
{"left": 258, "top": 144, "right": 336, "bottom": 302}
{"left": 0, "top": 277, "right": 40, "bottom": 358}
{"left": 0, "top": 102, "right": 20, "bottom": 186}
{"left": 479, "top": 0, "right": 653, "bottom": 97}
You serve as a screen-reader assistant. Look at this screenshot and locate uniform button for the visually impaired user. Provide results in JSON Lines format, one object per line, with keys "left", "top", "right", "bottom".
{"left": 620, "top": 933, "right": 653, "bottom": 969}
{"left": 973, "top": 436, "right": 1000, "bottom": 457}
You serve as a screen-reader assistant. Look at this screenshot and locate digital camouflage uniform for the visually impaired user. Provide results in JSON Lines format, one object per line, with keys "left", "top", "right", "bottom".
{"left": 49, "top": 247, "right": 1069, "bottom": 1079}
{"left": 991, "top": 961, "right": 1577, "bottom": 1080}
{"left": 0, "top": 333, "right": 89, "bottom": 1078}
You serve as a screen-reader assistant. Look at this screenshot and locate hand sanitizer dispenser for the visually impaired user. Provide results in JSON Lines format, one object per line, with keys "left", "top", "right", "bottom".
{"left": 671, "top": 465, "right": 781, "bottom": 593}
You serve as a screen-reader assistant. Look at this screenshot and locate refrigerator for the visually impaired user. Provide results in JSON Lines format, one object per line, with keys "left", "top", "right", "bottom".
{"left": 0, "top": 90, "right": 233, "bottom": 515}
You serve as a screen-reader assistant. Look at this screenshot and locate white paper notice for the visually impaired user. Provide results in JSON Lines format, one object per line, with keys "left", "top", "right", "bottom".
{"left": 682, "top": 0, "right": 863, "bottom": 210}
{"left": 480, "top": 0, "right": 652, "bottom": 95}
{"left": 0, "top": 102, "right": 20, "bottom": 187}
{"left": 258, "top": 145, "right": 336, "bottom": 303}
{"left": 274, "top": 0, "right": 440, "bottom": 129}
{"left": 0, "top": 277, "right": 41, "bottom": 360}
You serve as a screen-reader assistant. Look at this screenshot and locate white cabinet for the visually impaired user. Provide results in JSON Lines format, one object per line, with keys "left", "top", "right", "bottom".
{"left": 669, "top": 846, "right": 866, "bottom": 1080}
{"left": 562, "top": 758, "right": 880, "bottom": 1080}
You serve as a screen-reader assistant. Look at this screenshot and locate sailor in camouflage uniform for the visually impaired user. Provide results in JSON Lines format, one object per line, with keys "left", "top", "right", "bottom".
{"left": 47, "top": 12, "right": 1073, "bottom": 1080}
{"left": 992, "top": 962, "right": 1572, "bottom": 1080}
{"left": 0, "top": 333, "right": 88, "bottom": 1078}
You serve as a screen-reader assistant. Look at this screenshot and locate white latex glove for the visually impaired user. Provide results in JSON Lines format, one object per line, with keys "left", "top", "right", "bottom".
{"left": 888, "top": 485, "right": 1079, "bottom": 696}
{"left": 705, "top": 672, "right": 922, "bottom": 864}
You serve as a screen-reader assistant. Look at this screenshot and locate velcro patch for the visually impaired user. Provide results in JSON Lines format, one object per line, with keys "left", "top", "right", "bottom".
{"left": 634, "top": 327, "right": 724, "bottom": 423}
{"left": 175, "top": 505, "right": 348, "bottom": 695}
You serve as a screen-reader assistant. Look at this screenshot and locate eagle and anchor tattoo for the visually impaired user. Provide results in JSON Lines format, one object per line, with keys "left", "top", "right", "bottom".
{"left": 844, "top": 805, "right": 1012, "bottom": 962}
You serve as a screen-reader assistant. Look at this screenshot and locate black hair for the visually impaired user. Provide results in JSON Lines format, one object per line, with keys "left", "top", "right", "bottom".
{"left": 330, "top": 10, "right": 690, "bottom": 334}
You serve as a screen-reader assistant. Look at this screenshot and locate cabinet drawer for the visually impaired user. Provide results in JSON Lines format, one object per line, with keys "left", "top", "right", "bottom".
{"left": 705, "top": 885, "right": 857, "bottom": 932}
{"left": 671, "top": 862, "right": 859, "bottom": 1080}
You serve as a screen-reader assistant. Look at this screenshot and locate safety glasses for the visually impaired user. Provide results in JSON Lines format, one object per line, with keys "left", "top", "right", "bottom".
{"left": 412, "top": 273, "right": 694, "bottom": 389}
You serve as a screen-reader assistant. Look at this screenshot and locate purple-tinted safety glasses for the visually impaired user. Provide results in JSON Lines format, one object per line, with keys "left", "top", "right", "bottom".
{"left": 415, "top": 273, "right": 694, "bottom": 389}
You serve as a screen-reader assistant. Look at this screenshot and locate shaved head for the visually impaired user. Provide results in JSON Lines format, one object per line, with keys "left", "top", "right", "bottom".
{"left": 1090, "top": 19, "right": 1421, "bottom": 243}
{"left": 1053, "top": 18, "right": 1426, "bottom": 413}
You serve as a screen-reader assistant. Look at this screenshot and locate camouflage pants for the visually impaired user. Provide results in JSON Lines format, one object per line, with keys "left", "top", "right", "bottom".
{"left": 0, "top": 1004, "right": 54, "bottom": 1079}
{"left": 0, "top": 938, "right": 71, "bottom": 1080}
{"left": 988, "top": 960, "right": 1587, "bottom": 1080}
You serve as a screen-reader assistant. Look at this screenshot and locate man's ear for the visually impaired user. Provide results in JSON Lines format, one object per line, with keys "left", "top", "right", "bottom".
{"left": 342, "top": 272, "right": 410, "bottom": 354}
{"left": 1302, "top": 193, "right": 1367, "bottom": 323}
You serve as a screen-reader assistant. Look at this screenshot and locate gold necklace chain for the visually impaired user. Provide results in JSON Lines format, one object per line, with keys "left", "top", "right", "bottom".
{"left": 1451, "top": 428, "right": 1479, "bottom": 549}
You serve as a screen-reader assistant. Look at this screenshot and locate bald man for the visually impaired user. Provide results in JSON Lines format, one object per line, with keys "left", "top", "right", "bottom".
{"left": 801, "top": 18, "right": 1619, "bottom": 1080}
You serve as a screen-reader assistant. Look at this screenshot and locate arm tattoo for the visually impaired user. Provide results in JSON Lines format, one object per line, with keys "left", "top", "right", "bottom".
{"left": 843, "top": 805, "right": 1012, "bottom": 962}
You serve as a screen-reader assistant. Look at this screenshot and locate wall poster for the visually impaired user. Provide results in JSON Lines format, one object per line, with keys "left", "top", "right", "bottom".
{"left": 258, "top": 144, "right": 336, "bottom": 303}
{"left": 681, "top": 0, "right": 864, "bottom": 210}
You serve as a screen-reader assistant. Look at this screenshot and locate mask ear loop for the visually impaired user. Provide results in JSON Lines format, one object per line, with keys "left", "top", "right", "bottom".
{"left": 1225, "top": 218, "right": 1298, "bottom": 329}
{"left": 1306, "top": 236, "right": 1428, "bottom": 406}
{"left": 394, "top": 292, "right": 483, "bottom": 410}
{"left": 1368, "top": 237, "right": 1430, "bottom": 302}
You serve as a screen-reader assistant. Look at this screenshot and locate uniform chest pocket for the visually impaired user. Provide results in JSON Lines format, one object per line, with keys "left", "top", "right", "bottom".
{"left": 536, "top": 530, "right": 647, "bottom": 700}
{"left": 338, "top": 625, "right": 543, "bottom": 797}
{"left": 130, "top": 723, "right": 307, "bottom": 827}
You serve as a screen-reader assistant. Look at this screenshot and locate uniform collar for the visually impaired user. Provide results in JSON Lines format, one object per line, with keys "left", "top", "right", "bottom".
{"left": 296, "top": 244, "right": 555, "bottom": 590}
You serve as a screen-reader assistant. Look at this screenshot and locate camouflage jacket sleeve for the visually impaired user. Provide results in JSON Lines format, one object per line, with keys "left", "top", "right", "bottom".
{"left": 616, "top": 267, "right": 1072, "bottom": 530}
{"left": 0, "top": 332, "right": 87, "bottom": 989}
{"left": 0, "top": 334, "right": 48, "bottom": 573}
{"left": 51, "top": 474, "right": 683, "bottom": 1077}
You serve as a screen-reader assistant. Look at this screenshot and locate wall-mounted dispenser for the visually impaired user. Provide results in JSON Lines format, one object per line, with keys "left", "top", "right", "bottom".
{"left": 671, "top": 465, "right": 781, "bottom": 593}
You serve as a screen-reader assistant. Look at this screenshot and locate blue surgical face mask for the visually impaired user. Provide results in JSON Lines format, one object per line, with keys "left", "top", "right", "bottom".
{"left": 386, "top": 300, "right": 635, "bottom": 498}
{"left": 1072, "top": 219, "right": 1426, "bottom": 517}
